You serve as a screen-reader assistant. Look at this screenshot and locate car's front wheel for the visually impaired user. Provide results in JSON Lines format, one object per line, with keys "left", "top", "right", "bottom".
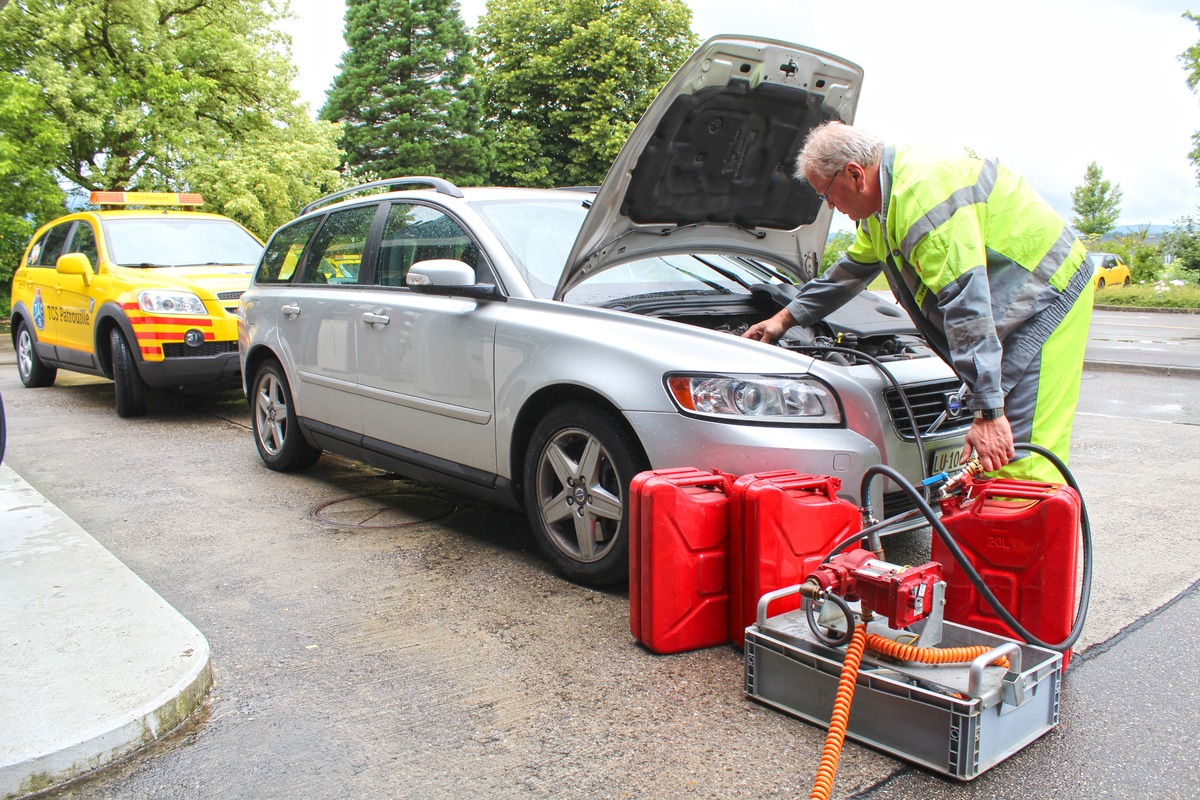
{"left": 1097, "top": 277, "right": 1106, "bottom": 289}
{"left": 15, "top": 321, "right": 57, "bottom": 388}
{"left": 251, "top": 359, "right": 321, "bottom": 471}
{"left": 523, "top": 402, "right": 648, "bottom": 587}
{"left": 110, "top": 328, "right": 148, "bottom": 418}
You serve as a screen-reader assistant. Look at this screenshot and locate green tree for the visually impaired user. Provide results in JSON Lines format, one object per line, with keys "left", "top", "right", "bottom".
{"left": 1102, "top": 225, "right": 1163, "bottom": 284}
{"left": 0, "top": 0, "right": 345, "bottom": 239}
{"left": 1180, "top": 12, "right": 1200, "bottom": 184}
{"left": 1162, "top": 213, "right": 1200, "bottom": 272}
{"left": 1070, "top": 161, "right": 1123, "bottom": 237}
{"left": 821, "top": 230, "right": 856, "bottom": 271}
{"left": 0, "top": 70, "right": 65, "bottom": 294}
{"left": 321, "top": 0, "right": 487, "bottom": 185}
{"left": 476, "top": 0, "right": 697, "bottom": 187}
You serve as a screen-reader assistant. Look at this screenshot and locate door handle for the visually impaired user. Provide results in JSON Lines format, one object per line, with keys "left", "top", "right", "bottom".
{"left": 362, "top": 311, "right": 390, "bottom": 327}
{"left": 281, "top": 304, "right": 301, "bottom": 319}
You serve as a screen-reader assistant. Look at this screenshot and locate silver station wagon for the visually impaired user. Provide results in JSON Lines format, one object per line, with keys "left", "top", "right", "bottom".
{"left": 238, "top": 36, "right": 969, "bottom": 586}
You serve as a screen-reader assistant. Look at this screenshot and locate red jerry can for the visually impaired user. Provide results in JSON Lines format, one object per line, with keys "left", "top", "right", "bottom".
{"left": 729, "top": 471, "right": 863, "bottom": 646}
{"left": 629, "top": 468, "right": 734, "bottom": 654}
{"left": 934, "top": 478, "right": 1082, "bottom": 666}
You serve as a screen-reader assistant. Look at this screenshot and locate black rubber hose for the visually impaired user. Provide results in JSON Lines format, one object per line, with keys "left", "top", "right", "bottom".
{"left": 790, "top": 345, "right": 931, "bottom": 497}
{"left": 806, "top": 590, "right": 857, "bottom": 647}
{"left": 858, "top": 445, "right": 1092, "bottom": 654}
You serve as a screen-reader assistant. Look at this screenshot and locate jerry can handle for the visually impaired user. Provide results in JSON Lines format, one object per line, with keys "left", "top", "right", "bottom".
{"left": 764, "top": 474, "right": 841, "bottom": 499}
{"left": 636, "top": 469, "right": 731, "bottom": 493}
{"left": 971, "top": 480, "right": 1057, "bottom": 508}
{"left": 756, "top": 585, "right": 803, "bottom": 627}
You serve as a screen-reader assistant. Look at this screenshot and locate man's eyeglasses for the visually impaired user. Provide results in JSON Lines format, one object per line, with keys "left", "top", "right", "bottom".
{"left": 816, "top": 166, "right": 845, "bottom": 203}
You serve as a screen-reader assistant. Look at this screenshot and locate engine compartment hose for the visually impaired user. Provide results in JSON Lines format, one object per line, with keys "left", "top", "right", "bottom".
{"left": 865, "top": 633, "right": 1010, "bottom": 669}
{"left": 809, "top": 620, "right": 867, "bottom": 800}
{"left": 858, "top": 442, "right": 1092, "bottom": 654}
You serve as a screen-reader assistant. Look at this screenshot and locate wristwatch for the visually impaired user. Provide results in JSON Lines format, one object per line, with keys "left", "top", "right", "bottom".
{"left": 974, "top": 407, "right": 1005, "bottom": 420}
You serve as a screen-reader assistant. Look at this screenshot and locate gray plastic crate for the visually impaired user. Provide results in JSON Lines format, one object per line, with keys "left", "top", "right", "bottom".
{"left": 744, "top": 607, "right": 1062, "bottom": 780}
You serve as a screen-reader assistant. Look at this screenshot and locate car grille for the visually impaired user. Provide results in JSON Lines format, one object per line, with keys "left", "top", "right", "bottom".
{"left": 884, "top": 379, "right": 972, "bottom": 440}
{"left": 883, "top": 490, "right": 917, "bottom": 519}
{"left": 163, "top": 340, "right": 238, "bottom": 358}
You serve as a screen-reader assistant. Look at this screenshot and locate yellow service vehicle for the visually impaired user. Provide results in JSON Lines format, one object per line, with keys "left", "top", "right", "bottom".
{"left": 9, "top": 192, "right": 264, "bottom": 417}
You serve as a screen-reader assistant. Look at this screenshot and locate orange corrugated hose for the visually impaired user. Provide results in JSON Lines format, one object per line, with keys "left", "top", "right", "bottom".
{"left": 809, "top": 622, "right": 867, "bottom": 800}
{"left": 865, "top": 634, "right": 1010, "bottom": 669}
{"left": 808, "top": 629, "right": 1012, "bottom": 800}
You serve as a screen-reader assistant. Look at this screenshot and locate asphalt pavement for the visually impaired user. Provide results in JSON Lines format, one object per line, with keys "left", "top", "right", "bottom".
{"left": 1, "top": 306, "right": 1198, "bottom": 799}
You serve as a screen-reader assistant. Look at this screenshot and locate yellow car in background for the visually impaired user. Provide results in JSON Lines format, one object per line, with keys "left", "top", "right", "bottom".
{"left": 9, "top": 192, "right": 263, "bottom": 417}
{"left": 1088, "top": 251, "right": 1132, "bottom": 289}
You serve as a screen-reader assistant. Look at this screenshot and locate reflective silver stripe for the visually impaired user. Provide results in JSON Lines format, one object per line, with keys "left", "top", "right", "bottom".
{"left": 1033, "top": 224, "right": 1079, "bottom": 282}
{"left": 899, "top": 158, "right": 999, "bottom": 260}
{"left": 996, "top": 224, "right": 1079, "bottom": 336}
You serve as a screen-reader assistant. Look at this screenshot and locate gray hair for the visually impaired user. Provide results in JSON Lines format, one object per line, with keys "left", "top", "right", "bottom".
{"left": 795, "top": 121, "right": 884, "bottom": 183}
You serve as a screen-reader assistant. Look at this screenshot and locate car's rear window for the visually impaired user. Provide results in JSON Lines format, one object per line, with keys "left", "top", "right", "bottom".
{"left": 103, "top": 218, "right": 263, "bottom": 268}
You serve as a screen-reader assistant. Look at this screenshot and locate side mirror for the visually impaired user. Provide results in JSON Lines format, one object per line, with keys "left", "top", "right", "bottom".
{"left": 406, "top": 259, "right": 502, "bottom": 301}
{"left": 56, "top": 252, "right": 94, "bottom": 285}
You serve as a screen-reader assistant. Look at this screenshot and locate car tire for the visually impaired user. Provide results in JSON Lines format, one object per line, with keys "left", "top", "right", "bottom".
{"left": 110, "top": 328, "right": 148, "bottom": 418}
{"left": 0, "top": 390, "right": 6, "bottom": 465}
{"left": 1123, "top": 276, "right": 1131, "bottom": 286}
{"left": 15, "top": 321, "right": 57, "bottom": 388}
{"left": 251, "top": 360, "right": 321, "bottom": 472}
{"left": 1097, "top": 278, "right": 1106, "bottom": 289}
{"left": 523, "top": 402, "right": 648, "bottom": 587}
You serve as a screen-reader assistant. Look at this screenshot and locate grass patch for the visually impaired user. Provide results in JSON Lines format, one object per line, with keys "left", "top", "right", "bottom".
{"left": 1095, "top": 283, "right": 1200, "bottom": 309}
{"left": 868, "top": 272, "right": 1199, "bottom": 311}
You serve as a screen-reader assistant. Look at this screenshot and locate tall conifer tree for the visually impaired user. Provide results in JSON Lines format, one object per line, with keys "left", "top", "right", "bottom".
{"left": 321, "top": 0, "right": 486, "bottom": 184}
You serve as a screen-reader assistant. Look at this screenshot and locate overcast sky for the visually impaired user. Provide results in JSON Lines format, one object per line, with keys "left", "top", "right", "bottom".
{"left": 281, "top": 0, "right": 1200, "bottom": 230}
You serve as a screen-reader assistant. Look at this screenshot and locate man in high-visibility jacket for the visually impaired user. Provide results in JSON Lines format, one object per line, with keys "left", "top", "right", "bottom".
{"left": 744, "top": 122, "right": 1094, "bottom": 483}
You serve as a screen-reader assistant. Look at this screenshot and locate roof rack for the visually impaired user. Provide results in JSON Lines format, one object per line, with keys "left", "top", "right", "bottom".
{"left": 300, "top": 177, "right": 464, "bottom": 216}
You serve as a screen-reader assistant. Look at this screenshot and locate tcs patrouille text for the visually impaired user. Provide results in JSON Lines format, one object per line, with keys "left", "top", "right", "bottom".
{"left": 45, "top": 306, "right": 91, "bottom": 326}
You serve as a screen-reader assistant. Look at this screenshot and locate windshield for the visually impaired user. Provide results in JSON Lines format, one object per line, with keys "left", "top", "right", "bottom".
{"left": 473, "top": 197, "right": 789, "bottom": 302}
{"left": 103, "top": 218, "right": 263, "bottom": 267}
{"left": 561, "top": 253, "right": 784, "bottom": 305}
{"left": 474, "top": 198, "right": 587, "bottom": 297}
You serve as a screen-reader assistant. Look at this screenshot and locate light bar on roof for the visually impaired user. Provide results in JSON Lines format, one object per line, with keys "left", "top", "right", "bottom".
{"left": 89, "top": 191, "right": 204, "bottom": 207}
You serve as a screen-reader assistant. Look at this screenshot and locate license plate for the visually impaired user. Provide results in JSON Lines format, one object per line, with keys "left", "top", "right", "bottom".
{"left": 929, "top": 446, "right": 963, "bottom": 474}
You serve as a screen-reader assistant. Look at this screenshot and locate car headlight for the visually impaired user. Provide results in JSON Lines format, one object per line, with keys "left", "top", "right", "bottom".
{"left": 137, "top": 290, "right": 208, "bottom": 315}
{"left": 666, "top": 374, "right": 842, "bottom": 424}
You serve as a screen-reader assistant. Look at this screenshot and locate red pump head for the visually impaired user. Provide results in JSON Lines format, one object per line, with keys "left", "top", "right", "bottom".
{"left": 803, "top": 550, "right": 944, "bottom": 630}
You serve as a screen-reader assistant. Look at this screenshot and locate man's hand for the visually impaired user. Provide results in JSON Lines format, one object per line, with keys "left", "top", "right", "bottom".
{"left": 742, "top": 308, "right": 797, "bottom": 344}
{"left": 962, "top": 416, "right": 1016, "bottom": 473}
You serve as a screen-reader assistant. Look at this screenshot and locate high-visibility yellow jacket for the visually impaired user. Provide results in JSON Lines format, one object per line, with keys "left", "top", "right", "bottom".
{"left": 785, "top": 144, "right": 1093, "bottom": 411}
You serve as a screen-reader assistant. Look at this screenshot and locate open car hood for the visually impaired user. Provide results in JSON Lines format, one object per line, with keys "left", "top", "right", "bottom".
{"left": 555, "top": 36, "right": 863, "bottom": 301}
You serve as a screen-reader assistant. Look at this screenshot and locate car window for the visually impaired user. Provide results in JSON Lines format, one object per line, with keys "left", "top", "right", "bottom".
{"left": 297, "top": 205, "right": 377, "bottom": 285}
{"left": 26, "top": 222, "right": 73, "bottom": 267}
{"left": 102, "top": 218, "right": 263, "bottom": 267}
{"left": 377, "top": 203, "right": 479, "bottom": 288}
{"left": 68, "top": 223, "right": 99, "bottom": 266}
{"left": 257, "top": 218, "right": 320, "bottom": 284}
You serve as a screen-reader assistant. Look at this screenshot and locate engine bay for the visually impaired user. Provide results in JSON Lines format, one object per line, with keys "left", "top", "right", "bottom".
{"left": 653, "top": 288, "right": 936, "bottom": 365}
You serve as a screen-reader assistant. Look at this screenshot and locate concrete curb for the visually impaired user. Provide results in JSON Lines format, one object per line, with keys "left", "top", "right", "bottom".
{"left": 0, "top": 466, "right": 213, "bottom": 799}
{"left": 1083, "top": 359, "right": 1200, "bottom": 378}
{"left": 1093, "top": 304, "right": 1200, "bottom": 314}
